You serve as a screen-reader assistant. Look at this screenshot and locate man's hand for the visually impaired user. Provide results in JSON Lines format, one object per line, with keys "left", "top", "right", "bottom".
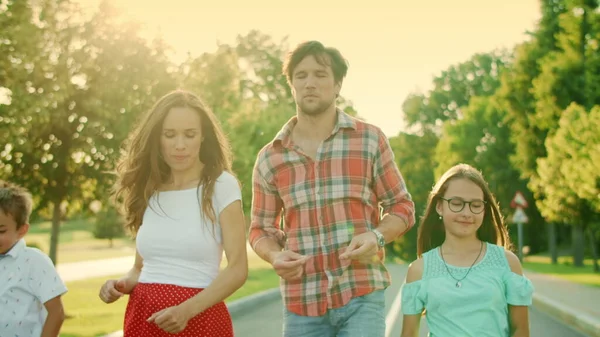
{"left": 270, "top": 250, "right": 310, "bottom": 281}
{"left": 339, "top": 231, "right": 379, "bottom": 263}
{"left": 147, "top": 305, "right": 192, "bottom": 334}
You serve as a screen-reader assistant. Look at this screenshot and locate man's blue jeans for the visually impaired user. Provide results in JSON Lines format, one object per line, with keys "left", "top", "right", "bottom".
{"left": 283, "top": 290, "right": 386, "bottom": 337}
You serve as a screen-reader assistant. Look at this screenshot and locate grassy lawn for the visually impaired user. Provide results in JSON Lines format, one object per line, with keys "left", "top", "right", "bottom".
{"left": 26, "top": 218, "right": 135, "bottom": 264}
{"left": 523, "top": 254, "right": 600, "bottom": 288}
{"left": 60, "top": 274, "right": 128, "bottom": 337}
{"left": 59, "top": 252, "right": 279, "bottom": 337}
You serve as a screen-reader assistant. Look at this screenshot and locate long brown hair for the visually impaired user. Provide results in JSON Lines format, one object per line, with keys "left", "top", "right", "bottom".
{"left": 113, "top": 89, "right": 233, "bottom": 235}
{"left": 417, "top": 163, "right": 511, "bottom": 257}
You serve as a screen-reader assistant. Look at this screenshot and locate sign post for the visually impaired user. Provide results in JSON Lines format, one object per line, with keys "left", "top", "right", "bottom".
{"left": 510, "top": 191, "right": 529, "bottom": 261}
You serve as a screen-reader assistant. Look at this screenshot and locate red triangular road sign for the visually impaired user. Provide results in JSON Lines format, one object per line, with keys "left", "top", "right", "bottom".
{"left": 510, "top": 191, "right": 528, "bottom": 208}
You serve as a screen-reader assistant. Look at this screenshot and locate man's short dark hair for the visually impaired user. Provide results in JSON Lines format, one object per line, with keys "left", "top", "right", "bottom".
{"left": 283, "top": 41, "right": 349, "bottom": 85}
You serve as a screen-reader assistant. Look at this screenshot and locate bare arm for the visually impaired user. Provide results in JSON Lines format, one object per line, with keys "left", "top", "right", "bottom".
{"left": 401, "top": 259, "right": 424, "bottom": 337}
{"left": 180, "top": 200, "right": 248, "bottom": 316}
{"left": 377, "top": 214, "right": 411, "bottom": 245}
{"left": 254, "top": 235, "right": 283, "bottom": 265}
{"left": 126, "top": 249, "right": 143, "bottom": 283}
{"left": 41, "top": 296, "right": 65, "bottom": 337}
{"left": 505, "top": 251, "right": 530, "bottom": 337}
{"left": 99, "top": 250, "right": 143, "bottom": 303}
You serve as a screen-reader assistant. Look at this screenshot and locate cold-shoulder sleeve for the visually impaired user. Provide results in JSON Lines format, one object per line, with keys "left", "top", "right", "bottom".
{"left": 503, "top": 271, "right": 534, "bottom": 306}
{"left": 401, "top": 280, "right": 426, "bottom": 315}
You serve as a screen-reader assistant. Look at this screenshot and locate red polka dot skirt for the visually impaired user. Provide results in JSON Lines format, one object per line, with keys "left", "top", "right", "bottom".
{"left": 123, "top": 283, "right": 234, "bottom": 337}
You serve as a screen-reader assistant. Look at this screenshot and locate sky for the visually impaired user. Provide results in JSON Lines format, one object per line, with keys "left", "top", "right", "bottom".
{"left": 76, "top": 0, "right": 541, "bottom": 136}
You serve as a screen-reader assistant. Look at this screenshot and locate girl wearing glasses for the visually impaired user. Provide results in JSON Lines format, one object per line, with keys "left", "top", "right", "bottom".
{"left": 400, "top": 164, "right": 533, "bottom": 337}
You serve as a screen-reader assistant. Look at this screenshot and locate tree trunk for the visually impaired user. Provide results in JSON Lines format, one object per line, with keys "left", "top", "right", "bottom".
{"left": 548, "top": 222, "right": 558, "bottom": 264}
{"left": 572, "top": 225, "right": 585, "bottom": 267}
{"left": 48, "top": 200, "right": 62, "bottom": 265}
{"left": 588, "top": 228, "right": 599, "bottom": 273}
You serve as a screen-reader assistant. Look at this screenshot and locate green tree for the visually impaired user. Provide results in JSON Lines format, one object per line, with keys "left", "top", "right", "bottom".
{"left": 0, "top": 0, "right": 175, "bottom": 264}
{"left": 178, "top": 43, "right": 243, "bottom": 117}
{"left": 496, "top": 0, "right": 569, "bottom": 188}
{"left": 93, "top": 204, "right": 125, "bottom": 248}
{"left": 529, "top": 0, "right": 599, "bottom": 266}
{"left": 535, "top": 104, "right": 600, "bottom": 270}
{"left": 392, "top": 51, "right": 510, "bottom": 259}
{"left": 403, "top": 51, "right": 509, "bottom": 132}
{"left": 496, "top": 0, "right": 600, "bottom": 263}
{"left": 388, "top": 131, "right": 438, "bottom": 260}
{"left": 394, "top": 50, "right": 548, "bottom": 258}
{"left": 434, "top": 96, "right": 545, "bottom": 253}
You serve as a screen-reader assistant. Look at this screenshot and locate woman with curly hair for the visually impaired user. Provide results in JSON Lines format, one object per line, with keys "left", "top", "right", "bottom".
{"left": 99, "top": 90, "right": 247, "bottom": 337}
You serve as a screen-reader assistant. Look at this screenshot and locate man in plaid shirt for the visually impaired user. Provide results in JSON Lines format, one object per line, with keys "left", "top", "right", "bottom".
{"left": 249, "top": 40, "right": 415, "bottom": 337}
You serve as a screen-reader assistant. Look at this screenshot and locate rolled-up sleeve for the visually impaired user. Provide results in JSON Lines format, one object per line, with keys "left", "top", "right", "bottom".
{"left": 372, "top": 129, "right": 415, "bottom": 232}
{"left": 249, "top": 150, "right": 286, "bottom": 250}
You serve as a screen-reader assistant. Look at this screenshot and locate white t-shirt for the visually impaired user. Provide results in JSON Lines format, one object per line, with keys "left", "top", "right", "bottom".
{"left": 0, "top": 239, "right": 68, "bottom": 337}
{"left": 137, "top": 171, "right": 242, "bottom": 288}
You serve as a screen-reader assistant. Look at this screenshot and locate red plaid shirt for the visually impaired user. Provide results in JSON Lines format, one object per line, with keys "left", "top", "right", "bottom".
{"left": 249, "top": 111, "right": 415, "bottom": 316}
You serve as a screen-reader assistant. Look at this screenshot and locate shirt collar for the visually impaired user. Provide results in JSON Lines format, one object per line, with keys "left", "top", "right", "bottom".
{"left": 2, "top": 238, "right": 26, "bottom": 258}
{"left": 273, "top": 109, "right": 357, "bottom": 147}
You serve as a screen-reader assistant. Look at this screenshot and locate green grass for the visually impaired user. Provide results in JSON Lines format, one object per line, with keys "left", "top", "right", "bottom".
{"left": 60, "top": 274, "right": 128, "bottom": 337}
{"left": 226, "top": 255, "right": 279, "bottom": 303}
{"left": 26, "top": 219, "right": 136, "bottom": 264}
{"left": 59, "top": 252, "right": 279, "bottom": 337}
{"left": 523, "top": 254, "right": 600, "bottom": 288}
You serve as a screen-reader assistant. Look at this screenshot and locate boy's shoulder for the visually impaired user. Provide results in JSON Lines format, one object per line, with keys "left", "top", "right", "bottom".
{"left": 19, "top": 244, "right": 55, "bottom": 266}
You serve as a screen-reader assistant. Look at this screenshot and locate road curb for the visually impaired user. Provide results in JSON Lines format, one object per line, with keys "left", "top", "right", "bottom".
{"left": 100, "top": 288, "right": 280, "bottom": 337}
{"left": 533, "top": 293, "right": 600, "bottom": 337}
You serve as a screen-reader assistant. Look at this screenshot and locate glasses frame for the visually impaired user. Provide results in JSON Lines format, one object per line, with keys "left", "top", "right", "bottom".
{"left": 440, "top": 197, "right": 487, "bottom": 214}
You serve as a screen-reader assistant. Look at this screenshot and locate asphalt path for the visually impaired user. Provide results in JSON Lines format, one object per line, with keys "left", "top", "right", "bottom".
{"left": 232, "top": 264, "right": 590, "bottom": 337}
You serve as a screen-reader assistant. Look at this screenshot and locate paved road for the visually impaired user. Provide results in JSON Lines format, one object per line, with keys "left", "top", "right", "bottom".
{"left": 57, "top": 256, "right": 134, "bottom": 282}
{"left": 232, "top": 264, "right": 590, "bottom": 337}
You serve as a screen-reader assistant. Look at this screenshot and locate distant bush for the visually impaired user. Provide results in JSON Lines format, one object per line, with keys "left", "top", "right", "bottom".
{"left": 93, "top": 205, "right": 125, "bottom": 247}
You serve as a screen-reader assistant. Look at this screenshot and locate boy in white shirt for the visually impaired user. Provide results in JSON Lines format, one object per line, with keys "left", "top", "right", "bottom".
{"left": 0, "top": 180, "right": 67, "bottom": 337}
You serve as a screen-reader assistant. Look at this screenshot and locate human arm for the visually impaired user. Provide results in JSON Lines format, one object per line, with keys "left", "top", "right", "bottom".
{"left": 400, "top": 259, "right": 424, "bottom": 337}
{"left": 28, "top": 251, "right": 68, "bottom": 337}
{"left": 506, "top": 250, "right": 530, "bottom": 337}
{"left": 341, "top": 129, "right": 416, "bottom": 261}
{"left": 248, "top": 154, "right": 308, "bottom": 279}
{"left": 40, "top": 296, "right": 65, "bottom": 337}
{"left": 99, "top": 250, "right": 143, "bottom": 303}
{"left": 372, "top": 128, "right": 415, "bottom": 242}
